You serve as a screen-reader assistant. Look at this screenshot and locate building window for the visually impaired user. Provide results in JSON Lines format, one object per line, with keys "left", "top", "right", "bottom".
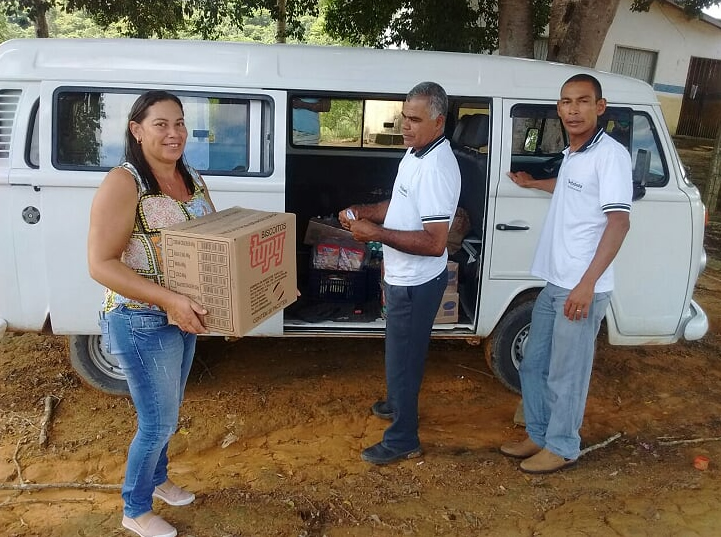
{"left": 534, "top": 38, "right": 548, "bottom": 61}
{"left": 611, "top": 46, "right": 657, "bottom": 84}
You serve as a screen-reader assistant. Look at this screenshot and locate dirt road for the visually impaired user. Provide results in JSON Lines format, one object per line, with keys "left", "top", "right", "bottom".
{"left": 1, "top": 261, "right": 720, "bottom": 536}
{"left": 2, "top": 140, "right": 721, "bottom": 536}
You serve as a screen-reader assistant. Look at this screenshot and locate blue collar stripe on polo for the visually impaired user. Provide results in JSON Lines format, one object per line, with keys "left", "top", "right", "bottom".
{"left": 411, "top": 135, "right": 446, "bottom": 158}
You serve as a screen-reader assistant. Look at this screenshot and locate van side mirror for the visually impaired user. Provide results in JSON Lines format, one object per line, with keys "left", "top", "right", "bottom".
{"left": 632, "top": 148, "right": 650, "bottom": 201}
{"left": 524, "top": 128, "right": 539, "bottom": 152}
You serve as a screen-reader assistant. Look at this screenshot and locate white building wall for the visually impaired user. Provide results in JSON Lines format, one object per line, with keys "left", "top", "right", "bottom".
{"left": 597, "top": 0, "right": 721, "bottom": 133}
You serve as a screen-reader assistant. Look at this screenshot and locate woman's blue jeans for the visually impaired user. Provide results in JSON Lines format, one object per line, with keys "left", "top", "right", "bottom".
{"left": 519, "top": 283, "right": 611, "bottom": 460}
{"left": 102, "top": 306, "right": 196, "bottom": 518}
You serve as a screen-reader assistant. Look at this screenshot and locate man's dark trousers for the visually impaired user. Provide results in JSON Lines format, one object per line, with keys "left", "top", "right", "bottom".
{"left": 381, "top": 268, "right": 448, "bottom": 451}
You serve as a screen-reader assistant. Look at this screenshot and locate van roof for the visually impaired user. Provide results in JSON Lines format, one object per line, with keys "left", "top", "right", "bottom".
{"left": 0, "top": 38, "right": 658, "bottom": 104}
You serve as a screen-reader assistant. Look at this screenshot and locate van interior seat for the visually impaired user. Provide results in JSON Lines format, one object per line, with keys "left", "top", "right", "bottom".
{"left": 451, "top": 113, "right": 489, "bottom": 239}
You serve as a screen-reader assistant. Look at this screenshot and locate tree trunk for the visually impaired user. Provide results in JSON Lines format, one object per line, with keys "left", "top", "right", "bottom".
{"left": 498, "top": 0, "right": 534, "bottom": 58}
{"left": 547, "top": 0, "right": 621, "bottom": 67}
{"left": 33, "top": 0, "right": 50, "bottom": 38}
{"left": 276, "top": 0, "right": 287, "bottom": 43}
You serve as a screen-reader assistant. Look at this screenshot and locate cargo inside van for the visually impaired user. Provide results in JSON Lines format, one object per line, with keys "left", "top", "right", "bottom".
{"left": 283, "top": 94, "right": 494, "bottom": 332}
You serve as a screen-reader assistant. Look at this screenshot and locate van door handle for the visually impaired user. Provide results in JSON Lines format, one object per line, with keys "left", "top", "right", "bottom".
{"left": 496, "top": 224, "right": 529, "bottom": 231}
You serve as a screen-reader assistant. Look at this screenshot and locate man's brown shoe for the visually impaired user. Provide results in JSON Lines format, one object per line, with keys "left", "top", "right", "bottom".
{"left": 499, "top": 437, "right": 542, "bottom": 459}
{"left": 519, "top": 448, "right": 576, "bottom": 474}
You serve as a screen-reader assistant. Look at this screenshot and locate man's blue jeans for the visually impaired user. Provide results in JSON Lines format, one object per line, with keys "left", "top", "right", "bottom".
{"left": 519, "top": 283, "right": 611, "bottom": 460}
{"left": 382, "top": 269, "right": 447, "bottom": 452}
{"left": 102, "top": 306, "right": 196, "bottom": 518}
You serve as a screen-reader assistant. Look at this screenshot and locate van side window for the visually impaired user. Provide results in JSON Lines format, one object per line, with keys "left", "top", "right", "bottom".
{"left": 290, "top": 95, "right": 406, "bottom": 149}
{"left": 511, "top": 104, "right": 668, "bottom": 187}
{"left": 599, "top": 110, "right": 668, "bottom": 188}
{"left": 628, "top": 113, "right": 668, "bottom": 187}
{"left": 510, "top": 105, "right": 565, "bottom": 179}
{"left": 54, "top": 89, "right": 269, "bottom": 175}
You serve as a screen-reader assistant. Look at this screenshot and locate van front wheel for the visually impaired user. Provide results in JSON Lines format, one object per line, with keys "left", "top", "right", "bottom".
{"left": 68, "top": 335, "right": 130, "bottom": 396}
{"left": 485, "top": 300, "right": 535, "bottom": 394}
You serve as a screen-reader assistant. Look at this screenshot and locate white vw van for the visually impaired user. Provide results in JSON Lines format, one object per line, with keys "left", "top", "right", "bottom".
{"left": 0, "top": 39, "right": 708, "bottom": 395}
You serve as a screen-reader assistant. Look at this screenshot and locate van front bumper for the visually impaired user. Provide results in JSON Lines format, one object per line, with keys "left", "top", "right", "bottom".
{"left": 683, "top": 300, "right": 708, "bottom": 341}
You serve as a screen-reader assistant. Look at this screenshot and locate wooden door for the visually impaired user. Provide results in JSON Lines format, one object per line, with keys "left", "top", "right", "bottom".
{"left": 677, "top": 57, "right": 721, "bottom": 139}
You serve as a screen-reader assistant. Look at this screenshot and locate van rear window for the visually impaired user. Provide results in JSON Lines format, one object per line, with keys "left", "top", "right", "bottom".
{"left": 53, "top": 89, "right": 262, "bottom": 175}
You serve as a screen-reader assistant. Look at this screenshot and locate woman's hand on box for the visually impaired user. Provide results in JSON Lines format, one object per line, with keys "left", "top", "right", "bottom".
{"left": 165, "top": 293, "right": 210, "bottom": 334}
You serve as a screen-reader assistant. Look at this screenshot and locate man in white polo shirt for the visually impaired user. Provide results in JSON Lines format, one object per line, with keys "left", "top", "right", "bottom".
{"left": 339, "top": 81, "right": 461, "bottom": 465}
{"left": 502, "top": 74, "right": 632, "bottom": 474}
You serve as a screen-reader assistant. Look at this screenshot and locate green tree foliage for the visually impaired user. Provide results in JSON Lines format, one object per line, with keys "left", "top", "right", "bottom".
{"left": 2, "top": 0, "right": 320, "bottom": 40}
{"left": 64, "top": 0, "right": 186, "bottom": 38}
{"left": 324, "top": 0, "right": 492, "bottom": 52}
{"left": 2, "top": 1, "right": 50, "bottom": 27}
{"left": 324, "top": 0, "right": 552, "bottom": 53}
{"left": 2, "top": 6, "right": 121, "bottom": 40}
{"left": 50, "top": 6, "right": 122, "bottom": 38}
{"left": 631, "top": 0, "right": 718, "bottom": 15}
{"left": 2, "top": 2, "right": 342, "bottom": 45}
{"left": 2, "top": 0, "right": 51, "bottom": 36}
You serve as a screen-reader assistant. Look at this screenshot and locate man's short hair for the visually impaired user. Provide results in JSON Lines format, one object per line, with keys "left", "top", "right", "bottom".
{"left": 407, "top": 81, "right": 448, "bottom": 119}
{"left": 563, "top": 74, "right": 603, "bottom": 101}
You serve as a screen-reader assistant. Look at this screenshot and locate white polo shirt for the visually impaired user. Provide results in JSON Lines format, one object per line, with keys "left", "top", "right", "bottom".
{"left": 531, "top": 129, "right": 632, "bottom": 293}
{"left": 383, "top": 136, "right": 461, "bottom": 286}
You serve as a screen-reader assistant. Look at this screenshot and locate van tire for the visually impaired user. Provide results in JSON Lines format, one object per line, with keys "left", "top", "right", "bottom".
{"left": 68, "top": 335, "right": 129, "bottom": 396}
{"left": 485, "top": 299, "right": 535, "bottom": 394}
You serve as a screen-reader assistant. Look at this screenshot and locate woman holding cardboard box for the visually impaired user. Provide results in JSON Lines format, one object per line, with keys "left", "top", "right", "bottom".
{"left": 88, "top": 90, "right": 215, "bottom": 537}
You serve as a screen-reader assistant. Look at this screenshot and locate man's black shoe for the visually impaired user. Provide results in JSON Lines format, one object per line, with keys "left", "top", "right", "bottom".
{"left": 371, "top": 400, "right": 394, "bottom": 420}
{"left": 361, "top": 442, "right": 422, "bottom": 465}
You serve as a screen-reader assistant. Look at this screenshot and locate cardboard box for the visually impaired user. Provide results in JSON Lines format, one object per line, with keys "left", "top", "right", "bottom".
{"left": 434, "top": 292, "right": 459, "bottom": 324}
{"left": 304, "top": 217, "right": 357, "bottom": 246}
{"left": 446, "top": 261, "right": 459, "bottom": 291}
{"left": 161, "top": 207, "right": 297, "bottom": 337}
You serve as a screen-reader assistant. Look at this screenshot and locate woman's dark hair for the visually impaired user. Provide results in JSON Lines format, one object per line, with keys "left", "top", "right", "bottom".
{"left": 124, "top": 90, "right": 194, "bottom": 195}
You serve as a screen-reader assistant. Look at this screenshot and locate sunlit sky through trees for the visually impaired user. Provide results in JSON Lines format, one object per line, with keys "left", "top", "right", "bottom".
{"left": 704, "top": 3, "right": 721, "bottom": 18}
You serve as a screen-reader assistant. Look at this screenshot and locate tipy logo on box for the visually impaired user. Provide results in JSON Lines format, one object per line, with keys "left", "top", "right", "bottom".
{"left": 250, "top": 231, "right": 286, "bottom": 272}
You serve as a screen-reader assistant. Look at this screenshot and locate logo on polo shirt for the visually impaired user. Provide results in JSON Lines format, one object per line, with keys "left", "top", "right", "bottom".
{"left": 398, "top": 184, "right": 409, "bottom": 197}
{"left": 567, "top": 178, "right": 583, "bottom": 192}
